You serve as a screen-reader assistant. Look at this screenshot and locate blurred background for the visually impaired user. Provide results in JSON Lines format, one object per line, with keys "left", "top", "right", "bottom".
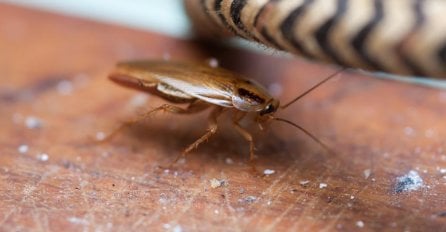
{"left": 1, "top": 2, "right": 445, "bottom": 231}
{"left": 3, "top": 0, "right": 446, "bottom": 88}
{"left": 4, "top": 0, "right": 191, "bottom": 38}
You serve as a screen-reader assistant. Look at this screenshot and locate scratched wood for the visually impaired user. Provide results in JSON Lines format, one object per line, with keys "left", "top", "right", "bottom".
{"left": 1, "top": 4, "right": 445, "bottom": 232}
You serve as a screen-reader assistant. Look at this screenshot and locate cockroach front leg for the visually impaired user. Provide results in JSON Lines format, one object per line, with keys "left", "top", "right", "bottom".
{"left": 231, "top": 112, "right": 256, "bottom": 162}
{"left": 178, "top": 106, "right": 223, "bottom": 161}
{"left": 100, "top": 101, "right": 209, "bottom": 142}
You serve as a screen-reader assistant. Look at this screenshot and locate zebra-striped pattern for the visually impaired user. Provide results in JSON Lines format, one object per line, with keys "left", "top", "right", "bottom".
{"left": 184, "top": 0, "right": 446, "bottom": 78}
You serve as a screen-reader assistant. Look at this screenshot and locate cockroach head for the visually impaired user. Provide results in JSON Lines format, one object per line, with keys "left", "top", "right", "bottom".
{"left": 259, "top": 99, "right": 280, "bottom": 116}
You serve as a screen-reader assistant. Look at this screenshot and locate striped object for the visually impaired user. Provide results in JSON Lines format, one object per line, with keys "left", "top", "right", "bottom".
{"left": 184, "top": 0, "right": 446, "bottom": 79}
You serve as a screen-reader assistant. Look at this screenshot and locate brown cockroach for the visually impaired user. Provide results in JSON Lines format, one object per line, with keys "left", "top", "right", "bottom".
{"left": 106, "top": 60, "right": 343, "bottom": 162}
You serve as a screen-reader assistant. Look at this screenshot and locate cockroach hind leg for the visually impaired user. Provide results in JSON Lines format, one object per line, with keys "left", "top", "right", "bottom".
{"left": 176, "top": 106, "right": 222, "bottom": 162}
{"left": 96, "top": 103, "right": 207, "bottom": 145}
{"left": 180, "top": 121, "right": 219, "bottom": 158}
{"left": 94, "top": 106, "right": 167, "bottom": 144}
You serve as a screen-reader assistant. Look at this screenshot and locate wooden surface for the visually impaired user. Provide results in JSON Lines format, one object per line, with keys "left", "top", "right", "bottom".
{"left": 1, "top": 4, "right": 446, "bottom": 232}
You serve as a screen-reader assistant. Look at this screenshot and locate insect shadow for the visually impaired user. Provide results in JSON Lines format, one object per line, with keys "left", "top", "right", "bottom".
{"left": 107, "top": 110, "right": 291, "bottom": 163}
{"left": 101, "top": 59, "right": 344, "bottom": 165}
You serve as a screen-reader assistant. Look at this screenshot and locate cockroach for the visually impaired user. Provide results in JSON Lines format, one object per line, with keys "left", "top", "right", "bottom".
{"left": 106, "top": 60, "right": 343, "bottom": 162}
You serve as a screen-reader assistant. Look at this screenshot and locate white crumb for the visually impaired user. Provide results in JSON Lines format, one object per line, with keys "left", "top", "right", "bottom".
{"left": 363, "top": 169, "right": 371, "bottom": 179}
{"left": 208, "top": 58, "right": 219, "bottom": 68}
{"left": 37, "top": 153, "right": 49, "bottom": 161}
{"left": 25, "top": 116, "right": 42, "bottom": 129}
{"left": 95, "top": 131, "right": 106, "bottom": 141}
{"left": 356, "top": 220, "right": 364, "bottom": 228}
{"left": 18, "top": 144, "right": 29, "bottom": 154}
{"left": 263, "top": 169, "right": 275, "bottom": 175}
{"left": 395, "top": 170, "right": 424, "bottom": 193}
{"left": 129, "top": 94, "right": 148, "bottom": 107}
{"left": 67, "top": 217, "right": 89, "bottom": 225}
{"left": 210, "top": 178, "right": 225, "bottom": 188}
{"left": 319, "top": 183, "right": 328, "bottom": 189}
{"left": 439, "top": 168, "right": 446, "bottom": 174}
{"left": 299, "top": 180, "right": 310, "bottom": 186}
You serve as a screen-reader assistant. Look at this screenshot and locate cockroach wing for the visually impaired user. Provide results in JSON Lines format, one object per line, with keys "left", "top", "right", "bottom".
{"left": 157, "top": 76, "right": 234, "bottom": 107}
{"left": 156, "top": 83, "right": 194, "bottom": 100}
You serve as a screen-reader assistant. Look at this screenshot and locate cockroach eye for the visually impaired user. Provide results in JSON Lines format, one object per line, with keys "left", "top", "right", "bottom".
{"left": 260, "top": 104, "right": 275, "bottom": 115}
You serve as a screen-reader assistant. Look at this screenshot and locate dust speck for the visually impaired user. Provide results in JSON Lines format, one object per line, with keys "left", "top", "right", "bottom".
{"left": 95, "top": 131, "right": 106, "bottom": 141}
{"left": 18, "top": 144, "right": 29, "bottom": 154}
{"left": 268, "top": 82, "right": 283, "bottom": 97}
{"left": 439, "top": 168, "right": 446, "bottom": 174}
{"left": 37, "top": 153, "right": 49, "bottom": 161}
{"left": 208, "top": 57, "right": 219, "bottom": 68}
{"left": 173, "top": 225, "right": 182, "bottom": 232}
{"left": 129, "top": 93, "right": 148, "bottom": 107}
{"left": 239, "top": 195, "right": 257, "bottom": 204}
{"left": 263, "top": 169, "right": 275, "bottom": 175}
{"left": 67, "top": 217, "right": 89, "bottom": 225}
{"left": 404, "top": 126, "right": 415, "bottom": 136}
{"left": 225, "top": 157, "right": 234, "bottom": 165}
{"left": 319, "top": 183, "right": 328, "bottom": 189}
{"left": 356, "top": 220, "right": 364, "bottom": 228}
{"left": 363, "top": 169, "right": 371, "bottom": 179}
{"left": 25, "top": 116, "right": 42, "bottom": 129}
{"left": 210, "top": 178, "right": 225, "bottom": 188}
{"left": 395, "top": 170, "right": 423, "bottom": 193}
{"left": 299, "top": 180, "right": 310, "bottom": 186}
{"left": 23, "top": 184, "right": 36, "bottom": 195}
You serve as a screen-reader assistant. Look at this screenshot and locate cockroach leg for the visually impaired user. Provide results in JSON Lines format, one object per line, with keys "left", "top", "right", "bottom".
{"left": 99, "top": 101, "right": 209, "bottom": 143}
{"left": 231, "top": 112, "right": 256, "bottom": 162}
{"left": 176, "top": 106, "right": 223, "bottom": 162}
{"left": 151, "top": 101, "right": 209, "bottom": 115}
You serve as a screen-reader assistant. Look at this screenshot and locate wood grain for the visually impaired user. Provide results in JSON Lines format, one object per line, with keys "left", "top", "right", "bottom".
{"left": 0, "top": 4, "right": 445, "bottom": 232}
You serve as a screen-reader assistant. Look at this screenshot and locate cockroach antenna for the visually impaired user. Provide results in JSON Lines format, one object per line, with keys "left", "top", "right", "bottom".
{"left": 274, "top": 67, "right": 347, "bottom": 155}
{"left": 281, "top": 67, "right": 346, "bottom": 109}
{"left": 272, "top": 117, "right": 336, "bottom": 156}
